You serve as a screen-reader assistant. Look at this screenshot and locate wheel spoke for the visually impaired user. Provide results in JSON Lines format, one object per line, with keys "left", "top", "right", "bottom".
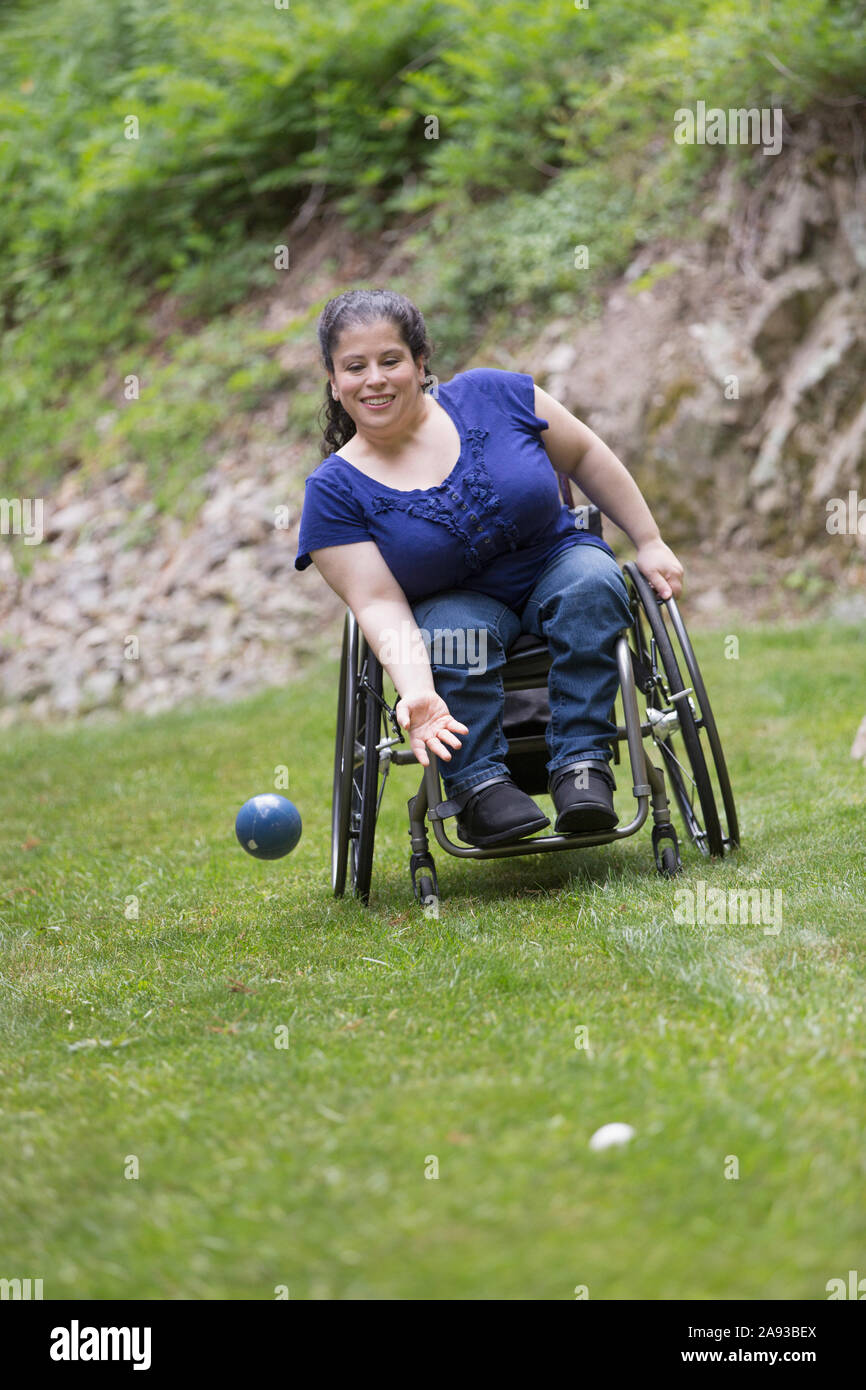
{"left": 374, "top": 761, "right": 390, "bottom": 820}
{"left": 657, "top": 734, "right": 698, "bottom": 808}
{"left": 658, "top": 743, "right": 706, "bottom": 846}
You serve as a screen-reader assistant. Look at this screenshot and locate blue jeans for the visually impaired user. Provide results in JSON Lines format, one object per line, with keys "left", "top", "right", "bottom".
{"left": 410, "top": 543, "right": 632, "bottom": 798}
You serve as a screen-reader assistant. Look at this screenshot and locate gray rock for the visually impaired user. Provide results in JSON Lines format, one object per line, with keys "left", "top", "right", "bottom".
{"left": 82, "top": 670, "right": 118, "bottom": 704}
{"left": 44, "top": 501, "right": 96, "bottom": 538}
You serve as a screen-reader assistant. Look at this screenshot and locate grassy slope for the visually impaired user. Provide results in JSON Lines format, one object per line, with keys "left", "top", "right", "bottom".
{"left": 1, "top": 617, "right": 864, "bottom": 1299}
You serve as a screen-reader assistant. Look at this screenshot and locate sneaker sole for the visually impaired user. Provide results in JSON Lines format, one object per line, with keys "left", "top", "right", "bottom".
{"left": 456, "top": 813, "right": 551, "bottom": 847}
{"left": 553, "top": 805, "right": 619, "bottom": 834}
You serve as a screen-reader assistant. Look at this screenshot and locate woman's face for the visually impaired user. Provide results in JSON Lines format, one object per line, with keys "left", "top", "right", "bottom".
{"left": 328, "top": 319, "right": 425, "bottom": 436}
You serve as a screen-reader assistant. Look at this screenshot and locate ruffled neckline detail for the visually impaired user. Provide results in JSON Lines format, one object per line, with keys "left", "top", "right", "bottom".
{"left": 367, "top": 428, "right": 519, "bottom": 572}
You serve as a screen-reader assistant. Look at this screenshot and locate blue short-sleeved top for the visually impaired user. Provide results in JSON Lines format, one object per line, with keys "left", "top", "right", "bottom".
{"left": 294, "top": 367, "right": 614, "bottom": 610}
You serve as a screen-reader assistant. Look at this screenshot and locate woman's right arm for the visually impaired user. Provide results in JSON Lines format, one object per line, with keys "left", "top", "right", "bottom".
{"left": 309, "top": 541, "right": 468, "bottom": 767}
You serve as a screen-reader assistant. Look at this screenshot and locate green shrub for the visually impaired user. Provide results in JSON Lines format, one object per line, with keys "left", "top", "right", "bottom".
{"left": 1, "top": 0, "right": 863, "bottom": 497}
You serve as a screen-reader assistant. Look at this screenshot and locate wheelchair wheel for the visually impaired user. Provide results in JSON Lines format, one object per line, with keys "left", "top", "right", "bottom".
{"left": 331, "top": 611, "right": 382, "bottom": 903}
{"left": 623, "top": 562, "right": 739, "bottom": 859}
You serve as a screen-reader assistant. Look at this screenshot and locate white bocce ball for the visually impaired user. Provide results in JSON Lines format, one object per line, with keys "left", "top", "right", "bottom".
{"left": 588, "top": 1122, "right": 636, "bottom": 1151}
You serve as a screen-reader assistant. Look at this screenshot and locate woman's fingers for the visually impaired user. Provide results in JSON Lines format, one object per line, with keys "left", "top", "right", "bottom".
{"left": 400, "top": 700, "right": 467, "bottom": 768}
{"left": 649, "top": 569, "right": 672, "bottom": 600}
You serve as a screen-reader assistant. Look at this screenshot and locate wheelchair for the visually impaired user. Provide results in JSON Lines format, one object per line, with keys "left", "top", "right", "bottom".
{"left": 330, "top": 478, "right": 739, "bottom": 907}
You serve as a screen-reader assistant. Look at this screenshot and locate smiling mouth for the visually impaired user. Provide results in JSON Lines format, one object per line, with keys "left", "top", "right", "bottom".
{"left": 361, "top": 395, "right": 395, "bottom": 407}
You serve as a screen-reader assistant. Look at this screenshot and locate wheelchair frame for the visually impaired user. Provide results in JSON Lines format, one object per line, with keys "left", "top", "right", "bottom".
{"left": 330, "top": 494, "right": 739, "bottom": 907}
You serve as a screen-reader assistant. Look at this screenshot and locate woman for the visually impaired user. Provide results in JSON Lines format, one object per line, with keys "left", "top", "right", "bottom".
{"left": 295, "top": 289, "right": 683, "bottom": 848}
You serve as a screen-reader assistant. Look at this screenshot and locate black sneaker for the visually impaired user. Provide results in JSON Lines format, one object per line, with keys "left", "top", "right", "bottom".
{"left": 455, "top": 776, "right": 550, "bottom": 847}
{"left": 549, "top": 761, "right": 618, "bottom": 834}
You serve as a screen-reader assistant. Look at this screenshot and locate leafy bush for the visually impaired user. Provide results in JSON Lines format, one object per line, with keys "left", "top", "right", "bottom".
{"left": 0, "top": 0, "right": 863, "bottom": 495}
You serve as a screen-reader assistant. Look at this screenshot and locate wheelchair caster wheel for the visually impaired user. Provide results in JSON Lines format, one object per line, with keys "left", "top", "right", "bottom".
{"left": 652, "top": 824, "right": 682, "bottom": 877}
{"left": 415, "top": 876, "right": 439, "bottom": 916}
{"left": 410, "top": 852, "right": 439, "bottom": 907}
{"left": 658, "top": 844, "right": 681, "bottom": 878}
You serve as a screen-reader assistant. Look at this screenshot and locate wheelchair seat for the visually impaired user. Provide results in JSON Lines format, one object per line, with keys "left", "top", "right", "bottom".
{"left": 502, "top": 631, "right": 550, "bottom": 689}
{"left": 501, "top": 633, "right": 555, "bottom": 794}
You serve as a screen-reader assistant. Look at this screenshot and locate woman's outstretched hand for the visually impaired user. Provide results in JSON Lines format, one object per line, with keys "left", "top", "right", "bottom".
{"left": 395, "top": 690, "right": 469, "bottom": 768}
{"left": 635, "top": 537, "right": 684, "bottom": 601}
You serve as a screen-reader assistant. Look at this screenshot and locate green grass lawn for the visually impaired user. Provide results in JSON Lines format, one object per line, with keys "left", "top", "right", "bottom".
{"left": 1, "top": 619, "right": 864, "bottom": 1300}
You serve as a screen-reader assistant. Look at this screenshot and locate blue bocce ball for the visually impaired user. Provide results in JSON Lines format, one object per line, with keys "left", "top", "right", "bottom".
{"left": 235, "top": 794, "right": 302, "bottom": 860}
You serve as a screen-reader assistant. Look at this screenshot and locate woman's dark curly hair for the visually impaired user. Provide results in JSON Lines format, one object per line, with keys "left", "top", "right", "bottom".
{"left": 317, "top": 289, "right": 434, "bottom": 457}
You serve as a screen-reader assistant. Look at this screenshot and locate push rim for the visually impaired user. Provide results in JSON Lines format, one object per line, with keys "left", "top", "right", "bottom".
{"left": 331, "top": 611, "right": 356, "bottom": 895}
{"left": 348, "top": 644, "right": 381, "bottom": 903}
{"left": 624, "top": 562, "right": 736, "bottom": 858}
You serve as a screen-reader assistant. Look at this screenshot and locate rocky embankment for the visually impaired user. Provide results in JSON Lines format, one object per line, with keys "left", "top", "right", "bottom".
{"left": 2, "top": 118, "right": 864, "bottom": 724}
{"left": 0, "top": 419, "right": 337, "bottom": 724}
{"left": 536, "top": 120, "right": 866, "bottom": 560}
